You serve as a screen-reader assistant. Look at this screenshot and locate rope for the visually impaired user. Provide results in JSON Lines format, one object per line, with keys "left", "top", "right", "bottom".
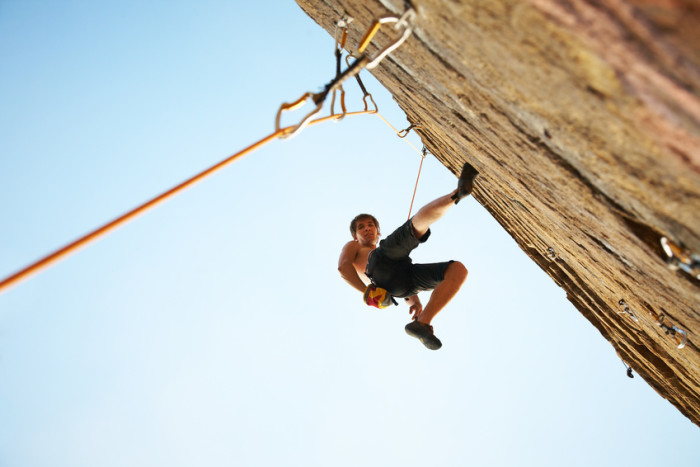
{"left": 372, "top": 112, "right": 427, "bottom": 219}
{"left": 407, "top": 147, "right": 428, "bottom": 219}
{"left": 1, "top": 5, "right": 418, "bottom": 295}
{"left": 333, "top": 9, "right": 426, "bottom": 219}
{"left": 277, "top": 7, "right": 415, "bottom": 138}
{"left": 374, "top": 112, "right": 423, "bottom": 155}
{"left": 0, "top": 110, "right": 376, "bottom": 295}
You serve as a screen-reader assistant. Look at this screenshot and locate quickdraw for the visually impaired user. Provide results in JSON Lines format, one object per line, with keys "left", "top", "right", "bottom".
{"left": 276, "top": 6, "right": 416, "bottom": 137}
{"left": 617, "top": 298, "right": 687, "bottom": 349}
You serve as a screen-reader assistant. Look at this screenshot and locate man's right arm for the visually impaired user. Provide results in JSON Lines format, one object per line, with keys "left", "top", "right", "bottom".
{"left": 338, "top": 241, "right": 367, "bottom": 293}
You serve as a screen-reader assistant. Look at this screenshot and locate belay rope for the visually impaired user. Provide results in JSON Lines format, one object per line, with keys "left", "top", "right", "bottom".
{"left": 407, "top": 146, "right": 429, "bottom": 219}
{"left": 0, "top": 6, "right": 421, "bottom": 294}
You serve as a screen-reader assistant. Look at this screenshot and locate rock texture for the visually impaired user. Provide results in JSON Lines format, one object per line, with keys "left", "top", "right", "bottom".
{"left": 296, "top": 0, "right": 700, "bottom": 424}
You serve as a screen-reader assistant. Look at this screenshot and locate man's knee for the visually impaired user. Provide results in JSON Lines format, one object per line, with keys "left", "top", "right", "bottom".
{"left": 409, "top": 218, "right": 429, "bottom": 242}
{"left": 446, "top": 261, "right": 468, "bottom": 284}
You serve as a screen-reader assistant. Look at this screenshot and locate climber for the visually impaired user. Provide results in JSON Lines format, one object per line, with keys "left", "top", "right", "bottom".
{"left": 337, "top": 162, "right": 479, "bottom": 350}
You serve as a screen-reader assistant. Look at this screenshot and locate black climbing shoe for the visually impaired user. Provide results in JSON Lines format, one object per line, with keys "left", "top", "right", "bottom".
{"left": 405, "top": 320, "right": 442, "bottom": 350}
{"left": 451, "top": 161, "right": 479, "bottom": 204}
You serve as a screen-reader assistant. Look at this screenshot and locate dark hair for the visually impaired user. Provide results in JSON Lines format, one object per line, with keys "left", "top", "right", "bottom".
{"left": 350, "top": 214, "right": 380, "bottom": 239}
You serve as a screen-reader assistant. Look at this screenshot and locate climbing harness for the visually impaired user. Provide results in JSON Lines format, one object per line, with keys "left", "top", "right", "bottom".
{"left": 0, "top": 6, "right": 418, "bottom": 295}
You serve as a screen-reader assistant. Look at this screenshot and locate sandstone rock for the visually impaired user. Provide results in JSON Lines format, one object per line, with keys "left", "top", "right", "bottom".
{"left": 296, "top": 0, "right": 700, "bottom": 425}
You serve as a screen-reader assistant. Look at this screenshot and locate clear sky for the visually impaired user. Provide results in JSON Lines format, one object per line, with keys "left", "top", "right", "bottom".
{"left": 0, "top": 1, "right": 698, "bottom": 466}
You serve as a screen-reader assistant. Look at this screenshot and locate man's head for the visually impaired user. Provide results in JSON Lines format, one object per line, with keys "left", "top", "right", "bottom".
{"left": 350, "top": 214, "right": 380, "bottom": 243}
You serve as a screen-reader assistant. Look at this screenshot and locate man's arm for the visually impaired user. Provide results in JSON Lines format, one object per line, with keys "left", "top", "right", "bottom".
{"left": 338, "top": 241, "right": 367, "bottom": 293}
{"left": 404, "top": 295, "right": 423, "bottom": 318}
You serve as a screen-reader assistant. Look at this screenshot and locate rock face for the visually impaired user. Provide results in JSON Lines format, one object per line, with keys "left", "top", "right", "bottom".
{"left": 296, "top": 0, "right": 700, "bottom": 424}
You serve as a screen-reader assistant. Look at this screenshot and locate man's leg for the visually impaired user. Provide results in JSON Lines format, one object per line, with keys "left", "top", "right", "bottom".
{"left": 411, "top": 161, "right": 478, "bottom": 239}
{"left": 403, "top": 162, "right": 477, "bottom": 350}
{"left": 404, "top": 261, "right": 468, "bottom": 350}
{"left": 411, "top": 190, "right": 459, "bottom": 239}
{"left": 416, "top": 261, "right": 468, "bottom": 325}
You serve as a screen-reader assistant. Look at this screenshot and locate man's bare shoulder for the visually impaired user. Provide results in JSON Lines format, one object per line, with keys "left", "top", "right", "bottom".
{"left": 339, "top": 240, "right": 360, "bottom": 258}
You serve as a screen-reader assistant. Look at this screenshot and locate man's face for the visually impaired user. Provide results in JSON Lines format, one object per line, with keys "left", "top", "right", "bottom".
{"left": 354, "top": 218, "right": 379, "bottom": 245}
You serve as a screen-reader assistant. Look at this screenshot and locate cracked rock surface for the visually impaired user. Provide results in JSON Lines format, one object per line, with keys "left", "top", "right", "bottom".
{"left": 296, "top": 0, "right": 700, "bottom": 425}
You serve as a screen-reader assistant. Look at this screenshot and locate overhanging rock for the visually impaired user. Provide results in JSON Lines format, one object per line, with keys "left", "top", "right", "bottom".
{"left": 296, "top": 0, "right": 700, "bottom": 425}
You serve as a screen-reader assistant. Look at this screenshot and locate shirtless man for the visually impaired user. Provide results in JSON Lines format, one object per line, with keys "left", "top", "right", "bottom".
{"left": 337, "top": 162, "right": 478, "bottom": 350}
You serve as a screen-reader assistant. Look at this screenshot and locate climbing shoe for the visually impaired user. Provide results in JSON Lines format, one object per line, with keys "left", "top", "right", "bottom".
{"left": 451, "top": 161, "right": 479, "bottom": 204}
{"left": 405, "top": 320, "right": 442, "bottom": 350}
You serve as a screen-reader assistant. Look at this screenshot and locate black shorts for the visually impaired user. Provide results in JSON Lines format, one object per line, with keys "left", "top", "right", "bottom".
{"left": 365, "top": 219, "right": 453, "bottom": 298}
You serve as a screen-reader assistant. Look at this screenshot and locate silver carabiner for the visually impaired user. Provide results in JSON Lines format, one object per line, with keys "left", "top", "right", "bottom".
{"left": 363, "top": 9, "right": 416, "bottom": 69}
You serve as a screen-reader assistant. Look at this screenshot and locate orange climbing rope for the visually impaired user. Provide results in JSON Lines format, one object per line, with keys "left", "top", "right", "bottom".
{"left": 0, "top": 110, "right": 381, "bottom": 294}
{"left": 0, "top": 111, "right": 376, "bottom": 294}
{"left": 0, "top": 6, "right": 418, "bottom": 295}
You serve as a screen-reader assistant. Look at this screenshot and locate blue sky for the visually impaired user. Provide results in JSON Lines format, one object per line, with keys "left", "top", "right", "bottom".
{"left": 0, "top": 2, "right": 698, "bottom": 466}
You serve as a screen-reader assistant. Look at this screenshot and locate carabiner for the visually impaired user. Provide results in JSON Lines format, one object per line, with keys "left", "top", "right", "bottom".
{"left": 276, "top": 55, "right": 368, "bottom": 137}
{"left": 343, "top": 54, "right": 377, "bottom": 113}
{"left": 363, "top": 92, "right": 377, "bottom": 112}
{"left": 275, "top": 92, "right": 324, "bottom": 138}
{"left": 330, "top": 87, "right": 348, "bottom": 120}
{"left": 617, "top": 299, "right": 639, "bottom": 322}
{"left": 361, "top": 9, "right": 416, "bottom": 70}
{"left": 398, "top": 123, "right": 422, "bottom": 138}
{"left": 661, "top": 237, "right": 700, "bottom": 279}
{"left": 673, "top": 326, "right": 688, "bottom": 349}
{"left": 274, "top": 8, "right": 413, "bottom": 138}
{"left": 334, "top": 17, "right": 352, "bottom": 53}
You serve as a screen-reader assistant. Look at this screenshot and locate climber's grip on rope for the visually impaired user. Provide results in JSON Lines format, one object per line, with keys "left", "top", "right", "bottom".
{"left": 337, "top": 162, "right": 479, "bottom": 351}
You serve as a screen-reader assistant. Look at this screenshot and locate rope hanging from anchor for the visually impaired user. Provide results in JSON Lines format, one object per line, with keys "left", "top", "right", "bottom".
{"left": 407, "top": 146, "right": 428, "bottom": 219}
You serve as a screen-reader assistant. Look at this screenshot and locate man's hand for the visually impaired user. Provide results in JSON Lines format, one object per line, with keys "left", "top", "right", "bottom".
{"left": 404, "top": 295, "right": 422, "bottom": 319}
